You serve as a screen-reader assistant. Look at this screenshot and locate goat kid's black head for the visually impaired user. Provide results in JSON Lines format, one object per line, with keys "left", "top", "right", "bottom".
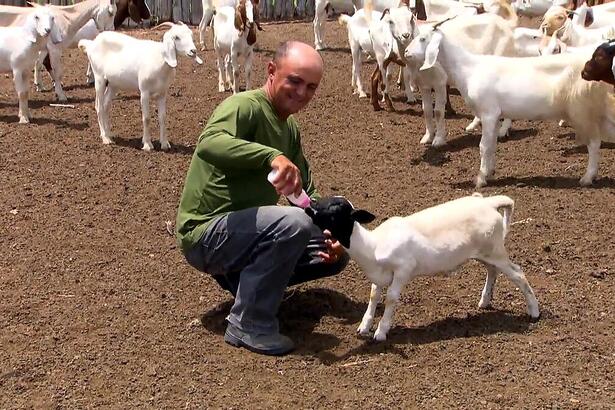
{"left": 581, "top": 40, "right": 615, "bottom": 86}
{"left": 305, "top": 197, "right": 376, "bottom": 249}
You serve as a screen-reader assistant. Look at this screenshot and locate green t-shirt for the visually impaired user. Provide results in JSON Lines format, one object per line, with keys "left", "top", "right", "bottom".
{"left": 175, "top": 89, "right": 319, "bottom": 252}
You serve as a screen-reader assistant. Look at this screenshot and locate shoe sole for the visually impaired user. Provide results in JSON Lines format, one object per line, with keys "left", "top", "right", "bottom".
{"left": 224, "top": 331, "right": 294, "bottom": 356}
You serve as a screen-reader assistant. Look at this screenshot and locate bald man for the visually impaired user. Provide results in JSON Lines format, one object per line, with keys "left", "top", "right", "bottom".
{"left": 176, "top": 41, "right": 348, "bottom": 356}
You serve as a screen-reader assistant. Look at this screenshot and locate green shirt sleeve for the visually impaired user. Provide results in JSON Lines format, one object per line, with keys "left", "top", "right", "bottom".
{"left": 195, "top": 96, "right": 283, "bottom": 170}
{"left": 288, "top": 120, "right": 320, "bottom": 200}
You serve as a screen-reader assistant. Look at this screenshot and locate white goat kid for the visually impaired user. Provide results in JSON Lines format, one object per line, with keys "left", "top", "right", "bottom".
{"left": 406, "top": 21, "right": 615, "bottom": 187}
{"left": 0, "top": 6, "right": 60, "bottom": 124}
{"left": 305, "top": 195, "right": 540, "bottom": 341}
{"left": 79, "top": 22, "right": 203, "bottom": 151}
{"left": 212, "top": 0, "right": 257, "bottom": 93}
{"left": 32, "top": 0, "right": 117, "bottom": 102}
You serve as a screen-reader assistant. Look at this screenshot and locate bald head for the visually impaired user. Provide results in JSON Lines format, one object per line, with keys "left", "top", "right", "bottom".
{"left": 273, "top": 41, "right": 324, "bottom": 73}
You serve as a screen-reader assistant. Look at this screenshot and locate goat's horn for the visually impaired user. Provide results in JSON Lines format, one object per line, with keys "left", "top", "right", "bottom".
{"left": 432, "top": 15, "right": 456, "bottom": 30}
{"left": 177, "top": 21, "right": 185, "bottom": 25}
{"left": 152, "top": 22, "right": 175, "bottom": 30}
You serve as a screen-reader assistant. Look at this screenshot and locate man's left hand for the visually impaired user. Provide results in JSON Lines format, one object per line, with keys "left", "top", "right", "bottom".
{"left": 317, "top": 230, "right": 345, "bottom": 264}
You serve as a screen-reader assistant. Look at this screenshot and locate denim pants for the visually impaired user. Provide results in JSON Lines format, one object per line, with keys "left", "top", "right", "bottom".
{"left": 184, "top": 206, "right": 349, "bottom": 335}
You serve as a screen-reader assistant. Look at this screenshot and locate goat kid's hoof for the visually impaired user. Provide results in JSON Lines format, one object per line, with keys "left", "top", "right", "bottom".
{"left": 420, "top": 133, "right": 433, "bottom": 144}
{"left": 579, "top": 175, "right": 595, "bottom": 186}
{"left": 373, "top": 331, "right": 387, "bottom": 342}
{"left": 475, "top": 175, "right": 488, "bottom": 189}
{"left": 18, "top": 117, "right": 30, "bottom": 124}
{"left": 358, "top": 92, "right": 367, "bottom": 99}
{"left": 357, "top": 325, "right": 371, "bottom": 336}
{"left": 142, "top": 144, "right": 154, "bottom": 152}
{"left": 160, "top": 141, "right": 171, "bottom": 151}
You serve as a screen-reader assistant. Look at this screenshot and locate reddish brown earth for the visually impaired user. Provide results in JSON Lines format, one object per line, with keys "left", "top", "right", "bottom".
{"left": 1, "top": 20, "right": 614, "bottom": 409}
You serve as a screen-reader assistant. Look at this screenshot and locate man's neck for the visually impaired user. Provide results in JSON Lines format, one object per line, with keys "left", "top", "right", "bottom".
{"left": 262, "top": 84, "right": 289, "bottom": 121}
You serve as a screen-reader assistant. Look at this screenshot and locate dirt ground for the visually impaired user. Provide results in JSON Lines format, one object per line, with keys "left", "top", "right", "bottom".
{"left": 1, "top": 20, "right": 615, "bottom": 409}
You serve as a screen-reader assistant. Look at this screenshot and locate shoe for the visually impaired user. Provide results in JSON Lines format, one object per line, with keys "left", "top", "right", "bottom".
{"left": 224, "top": 323, "right": 295, "bottom": 356}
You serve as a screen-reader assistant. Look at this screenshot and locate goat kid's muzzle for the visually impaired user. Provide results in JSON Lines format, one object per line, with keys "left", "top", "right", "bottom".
{"left": 187, "top": 49, "right": 203, "bottom": 64}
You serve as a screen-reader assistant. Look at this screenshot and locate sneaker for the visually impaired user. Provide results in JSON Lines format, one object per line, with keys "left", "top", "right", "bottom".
{"left": 224, "top": 323, "right": 295, "bottom": 356}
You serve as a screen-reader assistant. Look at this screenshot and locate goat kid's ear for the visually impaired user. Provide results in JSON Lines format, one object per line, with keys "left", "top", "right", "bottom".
{"left": 234, "top": 6, "right": 244, "bottom": 31}
{"left": 162, "top": 35, "right": 178, "bottom": 67}
{"left": 380, "top": 8, "right": 390, "bottom": 20}
{"left": 420, "top": 31, "right": 442, "bottom": 70}
{"left": 351, "top": 209, "right": 376, "bottom": 224}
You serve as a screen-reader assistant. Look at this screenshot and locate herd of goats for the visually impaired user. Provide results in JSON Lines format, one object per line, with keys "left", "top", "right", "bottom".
{"left": 1, "top": 0, "right": 615, "bottom": 188}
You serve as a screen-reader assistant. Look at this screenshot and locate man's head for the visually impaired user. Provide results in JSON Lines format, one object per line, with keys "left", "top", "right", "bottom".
{"left": 264, "top": 41, "right": 324, "bottom": 119}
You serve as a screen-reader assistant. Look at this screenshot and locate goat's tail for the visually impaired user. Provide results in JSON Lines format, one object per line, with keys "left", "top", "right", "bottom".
{"left": 338, "top": 14, "right": 351, "bottom": 26}
{"left": 78, "top": 39, "right": 92, "bottom": 54}
{"left": 484, "top": 195, "right": 515, "bottom": 237}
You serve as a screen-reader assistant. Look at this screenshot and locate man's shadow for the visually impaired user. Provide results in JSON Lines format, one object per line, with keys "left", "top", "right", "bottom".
{"left": 200, "top": 287, "right": 366, "bottom": 353}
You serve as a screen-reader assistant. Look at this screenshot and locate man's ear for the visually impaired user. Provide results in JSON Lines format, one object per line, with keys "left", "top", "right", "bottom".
{"left": 351, "top": 209, "right": 376, "bottom": 224}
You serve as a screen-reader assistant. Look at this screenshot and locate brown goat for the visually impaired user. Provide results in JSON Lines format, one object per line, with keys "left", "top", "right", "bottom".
{"left": 113, "top": 0, "right": 150, "bottom": 28}
{"left": 234, "top": 0, "right": 258, "bottom": 46}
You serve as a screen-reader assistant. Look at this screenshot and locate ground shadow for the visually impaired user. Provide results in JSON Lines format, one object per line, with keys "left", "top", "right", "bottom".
{"left": 451, "top": 175, "right": 615, "bottom": 189}
{"left": 200, "top": 288, "right": 366, "bottom": 354}
{"left": 317, "top": 309, "right": 540, "bottom": 365}
{"left": 0, "top": 115, "right": 88, "bottom": 130}
{"left": 113, "top": 137, "right": 194, "bottom": 154}
{"left": 320, "top": 46, "right": 351, "bottom": 54}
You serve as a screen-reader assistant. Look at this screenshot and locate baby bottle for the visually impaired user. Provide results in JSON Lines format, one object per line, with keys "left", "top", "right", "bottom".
{"left": 267, "top": 170, "right": 311, "bottom": 208}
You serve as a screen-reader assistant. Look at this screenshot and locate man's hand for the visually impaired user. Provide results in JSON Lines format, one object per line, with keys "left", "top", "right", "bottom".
{"left": 270, "top": 155, "right": 303, "bottom": 197}
{"left": 317, "top": 230, "right": 345, "bottom": 264}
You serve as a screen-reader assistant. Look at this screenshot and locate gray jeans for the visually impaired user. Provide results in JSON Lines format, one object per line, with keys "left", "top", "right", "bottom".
{"left": 184, "top": 206, "right": 349, "bottom": 335}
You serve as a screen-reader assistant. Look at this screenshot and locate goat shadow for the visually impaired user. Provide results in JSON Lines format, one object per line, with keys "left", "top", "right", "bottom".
{"left": 451, "top": 175, "right": 615, "bottom": 190}
{"left": 0, "top": 115, "right": 88, "bottom": 129}
{"left": 200, "top": 287, "right": 366, "bottom": 354}
{"left": 317, "top": 308, "right": 542, "bottom": 365}
{"left": 113, "top": 137, "right": 195, "bottom": 155}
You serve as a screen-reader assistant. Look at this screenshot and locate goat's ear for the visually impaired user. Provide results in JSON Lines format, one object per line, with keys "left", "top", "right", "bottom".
{"left": 421, "top": 31, "right": 442, "bottom": 70}
{"left": 351, "top": 209, "right": 376, "bottom": 224}
{"left": 380, "top": 8, "right": 390, "bottom": 20}
{"left": 234, "top": 5, "right": 244, "bottom": 31}
{"left": 162, "top": 35, "right": 178, "bottom": 68}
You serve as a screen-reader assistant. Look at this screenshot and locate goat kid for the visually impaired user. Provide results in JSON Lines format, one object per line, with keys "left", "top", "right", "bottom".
{"left": 0, "top": 6, "right": 61, "bottom": 123}
{"left": 305, "top": 195, "right": 540, "bottom": 341}
{"left": 79, "top": 22, "right": 203, "bottom": 151}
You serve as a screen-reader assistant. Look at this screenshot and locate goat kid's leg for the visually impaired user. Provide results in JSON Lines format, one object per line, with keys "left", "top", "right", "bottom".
{"left": 478, "top": 263, "right": 498, "bottom": 309}
{"left": 419, "top": 86, "right": 436, "bottom": 145}
{"left": 382, "top": 64, "right": 395, "bottom": 111}
{"left": 34, "top": 50, "right": 47, "bottom": 92}
{"left": 475, "top": 115, "right": 499, "bottom": 188}
{"left": 14, "top": 69, "right": 30, "bottom": 124}
{"left": 374, "top": 274, "right": 406, "bottom": 341}
{"left": 498, "top": 118, "right": 512, "bottom": 138}
{"left": 244, "top": 50, "right": 254, "bottom": 92}
{"left": 49, "top": 47, "right": 68, "bottom": 102}
{"left": 351, "top": 44, "right": 366, "bottom": 98}
{"left": 313, "top": 5, "right": 326, "bottom": 50}
{"left": 402, "top": 66, "right": 416, "bottom": 104}
{"left": 580, "top": 138, "right": 601, "bottom": 186}
{"left": 432, "top": 85, "right": 448, "bottom": 147}
{"left": 140, "top": 92, "right": 154, "bottom": 152}
{"left": 493, "top": 260, "right": 540, "bottom": 319}
{"left": 225, "top": 55, "right": 233, "bottom": 92}
{"left": 216, "top": 54, "right": 225, "bottom": 93}
{"left": 357, "top": 283, "right": 382, "bottom": 336}
{"left": 231, "top": 52, "right": 240, "bottom": 94}
{"left": 94, "top": 80, "right": 112, "bottom": 144}
{"left": 465, "top": 116, "right": 481, "bottom": 133}
{"left": 158, "top": 95, "right": 170, "bottom": 151}
{"left": 85, "top": 63, "right": 95, "bottom": 85}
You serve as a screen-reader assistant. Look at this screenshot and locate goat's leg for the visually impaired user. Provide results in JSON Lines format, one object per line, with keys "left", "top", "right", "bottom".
{"left": 34, "top": 49, "right": 48, "bottom": 92}
{"left": 13, "top": 69, "right": 30, "bottom": 124}
{"left": 492, "top": 259, "right": 540, "bottom": 319}
{"left": 158, "top": 95, "right": 170, "bottom": 151}
{"left": 198, "top": 8, "right": 214, "bottom": 51}
{"left": 580, "top": 138, "right": 601, "bottom": 186}
{"left": 498, "top": 118, "right": 512, "bottom": 138}
{"left": 476, "top": 115, "right": 499, "bottom": 188}
{"left": 244, "top": 50, "right": 254, "bottom": 92}
{"left": 85, "top": 63, "right": 94, "bottom": 86}
{"left": 230, "top": 52, "right": 240, "bottom": 94}
{"left": 225, "top": 55, "right": 233, "bottom": 92}
{"left": 140, "top": 92, "right": 154, "bottom": 152}
{"left": 370, "top": 66, "right": 382, "bottom": 111}
{"left": 402, "top": 66, "right": 416, "bottom": 104}
{"left": 419, "top": 86, "right": 436, "bottom": 145}
{"left": 445, "top": 85, "right": 456, "bottom": 116}
{"left": 313, "top": 1, "right": 327, "bottom": 50}
{"left": 48, "top": 47, "right": 68, "bottom": 102}
{"left": 478, "top": 263, "right": 498, "bottom": 309}
{"left": 466, "top": 116, "right": 481, "bottom": 132}
{"left": 374, "top": 274, "right": 407, "bottom": 341}
{"left": 357, "top": 283, "right": 383, "bottom": 336}
{"left": 94, "top": 79, "right": 112, "bottom": 144}
{"left": 432, "top": 84, "right": 448, "bottom": 147}
{"left": 382, "top": 63, "right": 395, "bottom": 111}
{"left": 216, "top": 54, "right": 225, "bottom": 92}
{"left": 350, "top": 43, "right": 366, "bottom": 98}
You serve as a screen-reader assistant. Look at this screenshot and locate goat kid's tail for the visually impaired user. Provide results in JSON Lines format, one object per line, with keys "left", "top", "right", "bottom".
{"left": 78, "top": 39, "right": 92, "bottom": 54}
{"left": 338, "top": 14, "right": 351, "bottom": 26}
{"left": 484, "top": 195, "right": 515, "bottom": 237}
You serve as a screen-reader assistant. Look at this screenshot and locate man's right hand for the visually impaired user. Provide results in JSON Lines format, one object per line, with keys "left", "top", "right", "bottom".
{"left": 270, "top": 155, "right": 303, "bottom": 197}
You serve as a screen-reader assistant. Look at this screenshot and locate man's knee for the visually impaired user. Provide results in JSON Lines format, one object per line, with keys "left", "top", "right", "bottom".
{"left": 275, "top": 207, "right": 314, "bottom": 244}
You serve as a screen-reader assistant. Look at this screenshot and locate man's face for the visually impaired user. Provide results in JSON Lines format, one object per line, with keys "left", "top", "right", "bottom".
{"left": 267, "top": 56, "right": 323, "bottom": 118}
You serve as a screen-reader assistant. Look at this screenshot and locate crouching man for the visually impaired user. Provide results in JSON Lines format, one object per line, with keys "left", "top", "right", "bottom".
{"left": 175, "top": 41, "right": 348, "bottom": 356}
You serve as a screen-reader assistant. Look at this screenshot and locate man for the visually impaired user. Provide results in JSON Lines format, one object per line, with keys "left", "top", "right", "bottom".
{"left": 176, "top": 41, "right": 348, "bottom": 356}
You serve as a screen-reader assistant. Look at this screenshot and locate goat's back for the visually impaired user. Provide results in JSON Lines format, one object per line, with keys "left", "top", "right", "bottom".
{"left": 441, "top": 13, "right": 517, "bottom": 56}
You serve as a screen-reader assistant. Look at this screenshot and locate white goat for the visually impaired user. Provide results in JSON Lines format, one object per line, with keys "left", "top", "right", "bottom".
{"left": 405, "top": 21, "right": 615, "bottom": 187}
{"left": 79, "top": 22, "right": 203, "bottom": 151}
{"left": 572, "top": 2, "right": 615, "bottom": 29}
{"left": 198, "top": 0, "right": 261, "bottom": 50}
{"left": 339, "top": 3, "right": 417, "bottom": 109}
{"left": 306, "top": 194, "right": 540, "bottom": 341}
{"left": 0, "top": 6, "right": 60, "bottom": 124}
{"left": 30, "top": 0, "right": 117, "bottom": 102}
{"left": 212, "top": 0, "right": 257, "bottom": 93}
{"left": 541, "top": 5, "right": 615, "bottom": 47}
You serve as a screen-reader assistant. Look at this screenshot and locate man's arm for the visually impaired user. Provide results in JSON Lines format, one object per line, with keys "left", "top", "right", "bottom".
{"left": 195, "top": 99, "right": 282, "bottom": 170}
